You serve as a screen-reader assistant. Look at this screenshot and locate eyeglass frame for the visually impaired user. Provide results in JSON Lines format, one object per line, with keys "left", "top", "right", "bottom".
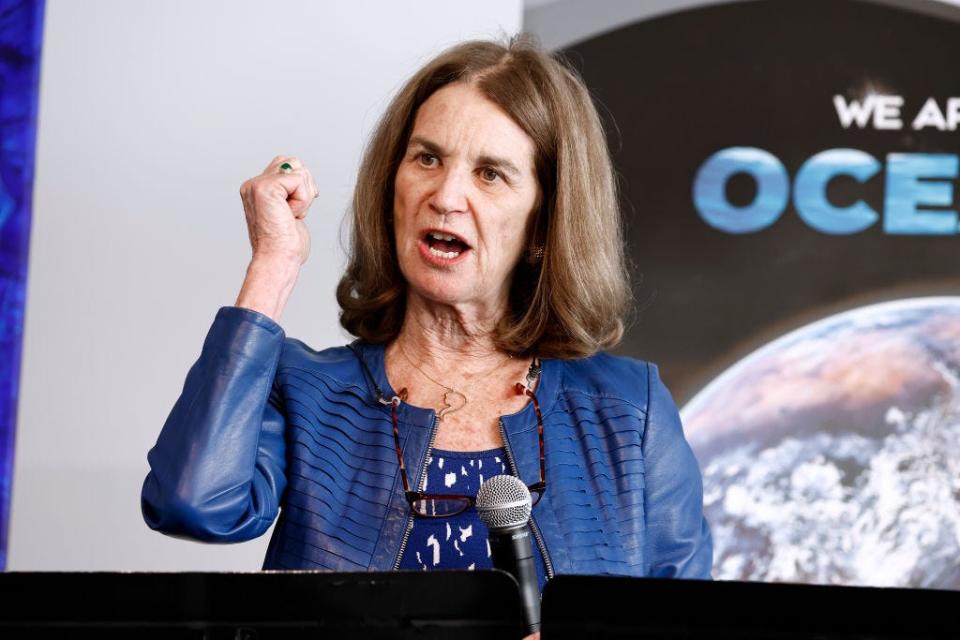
{"left": 387, "top": 382, "right": 546, "bottom": 519}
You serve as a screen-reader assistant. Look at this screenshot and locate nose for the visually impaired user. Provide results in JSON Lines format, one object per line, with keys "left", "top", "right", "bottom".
{"left": 429, "top": 166, "right": 469, "bottom": 216}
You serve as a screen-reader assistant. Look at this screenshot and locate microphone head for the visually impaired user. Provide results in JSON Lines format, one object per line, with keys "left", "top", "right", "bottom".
{"left": 476, "top": 475, "right": 532, "bottom": 532}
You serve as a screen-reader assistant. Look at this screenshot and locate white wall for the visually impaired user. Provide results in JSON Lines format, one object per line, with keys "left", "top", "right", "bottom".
{"left": 9, "top": 0, "right": 521, "bottom": 570}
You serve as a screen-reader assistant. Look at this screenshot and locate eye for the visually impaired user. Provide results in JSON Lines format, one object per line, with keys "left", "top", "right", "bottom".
{"left": 480, "top": 167, "right": 502, "bottom": 183}
{"left": 417, "top": 152, "right": 439, "bottom": 167}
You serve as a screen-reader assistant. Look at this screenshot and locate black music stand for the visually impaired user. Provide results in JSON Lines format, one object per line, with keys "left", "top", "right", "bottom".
{"left": 541, "top": 575, "right": 956, "bottom": 639}
{"left": 0, "top": 570, "right": 526, "bottom": 639}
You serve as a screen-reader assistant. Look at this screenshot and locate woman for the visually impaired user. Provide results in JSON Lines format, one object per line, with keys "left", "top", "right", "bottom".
{"left": 142, "top": 35, "right": 712, "bottom": 590}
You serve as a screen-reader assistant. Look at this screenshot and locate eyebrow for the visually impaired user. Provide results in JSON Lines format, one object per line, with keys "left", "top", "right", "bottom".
{"left": 407, "top": 135, "right": 524, "bottom": 179}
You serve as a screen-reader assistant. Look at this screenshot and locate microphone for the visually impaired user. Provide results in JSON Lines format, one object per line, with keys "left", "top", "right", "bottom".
{"left": 476, "top": 475, "right": 540, "bottom": 633}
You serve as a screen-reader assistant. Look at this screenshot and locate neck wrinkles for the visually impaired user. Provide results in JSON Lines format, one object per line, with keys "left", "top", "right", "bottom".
{"left": 394, "top": 291, "right": 512, "bottom": 374}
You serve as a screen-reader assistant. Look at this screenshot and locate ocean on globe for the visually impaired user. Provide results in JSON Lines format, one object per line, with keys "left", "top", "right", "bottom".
{"left": 682, "top": 297, "right": 960, "bottom": 588}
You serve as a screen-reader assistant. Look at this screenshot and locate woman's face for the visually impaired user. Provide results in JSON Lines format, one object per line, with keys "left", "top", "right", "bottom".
{"left": 393, "top": 82, "right": 541, "bottom": 312}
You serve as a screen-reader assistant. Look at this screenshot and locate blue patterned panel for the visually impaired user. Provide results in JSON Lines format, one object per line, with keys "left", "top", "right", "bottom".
{"left": 0, "top": 0, "right": 45, "bottom": 570}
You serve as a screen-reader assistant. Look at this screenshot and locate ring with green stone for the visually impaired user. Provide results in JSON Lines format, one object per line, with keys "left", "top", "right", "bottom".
{"left": 278, "top": 162, "right": 294, "bottom": 174}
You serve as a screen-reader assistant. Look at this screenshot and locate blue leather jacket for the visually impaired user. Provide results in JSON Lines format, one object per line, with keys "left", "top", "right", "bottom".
{"left": 142, "top": 306, "right": 713, "bottom": 580}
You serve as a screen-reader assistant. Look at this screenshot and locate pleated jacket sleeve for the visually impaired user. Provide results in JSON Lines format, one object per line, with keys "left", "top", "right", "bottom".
{"left": 141, "top": 306, "right": 288, "bottom": 542}
{"left": 643, "top": 362, "right": 714, "bottom": 578}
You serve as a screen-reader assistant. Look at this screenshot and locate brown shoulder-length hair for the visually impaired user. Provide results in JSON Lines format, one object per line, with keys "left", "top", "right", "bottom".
{"left": 336, "top": 34, "right": 630, "bottom": 359}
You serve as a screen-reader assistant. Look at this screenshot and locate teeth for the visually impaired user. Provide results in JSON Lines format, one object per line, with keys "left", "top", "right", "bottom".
{"left": 429, "top": 247, "right": 461, "bottom": 259}
{"left": 429, "top": 231, "right": 458, "bottom": 242}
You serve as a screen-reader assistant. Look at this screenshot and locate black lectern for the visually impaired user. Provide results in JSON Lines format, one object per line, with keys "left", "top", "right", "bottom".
{"left": 0, "top": 571, "right": 526, "bottom": 638}
{"left": 0, "top": 572, "right": 956, "bottom": 638}
{"left": 541, "top": 575, "right": 956, "bottom": 639}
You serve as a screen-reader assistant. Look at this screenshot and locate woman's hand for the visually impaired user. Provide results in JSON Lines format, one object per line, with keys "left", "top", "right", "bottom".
{"left": 239, "top": 155, "right": 318, "bottom": 266}
{"left": 522, "top": 632, "right": 540, "bottom": 640}
{"left": 234, "top": 156, "right": 319, "bottom": 322}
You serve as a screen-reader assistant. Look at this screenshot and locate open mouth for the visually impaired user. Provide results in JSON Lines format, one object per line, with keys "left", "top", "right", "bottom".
{"left": 422, "top": 230, "right": 471, "bottom": 260}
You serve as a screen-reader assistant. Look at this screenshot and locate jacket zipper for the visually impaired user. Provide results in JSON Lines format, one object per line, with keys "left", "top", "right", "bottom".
{"left": 393, "top": 414, "right": 440, "bottom": 570}
{"left": 499, "top": 418, "right": 555, "bottom": 579}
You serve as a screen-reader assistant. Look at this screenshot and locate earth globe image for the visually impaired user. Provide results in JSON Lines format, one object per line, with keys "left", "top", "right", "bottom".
{"left": 681, "top": 297, "right": 960, "bottom": 588}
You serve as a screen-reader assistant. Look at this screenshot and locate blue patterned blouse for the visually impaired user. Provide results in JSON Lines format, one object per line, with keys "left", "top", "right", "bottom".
{"left": 397, "top": 447, "right": 548, "bottom": 593}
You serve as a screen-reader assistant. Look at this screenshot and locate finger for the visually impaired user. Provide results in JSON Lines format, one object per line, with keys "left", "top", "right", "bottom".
{"left": 277, "top": 172, "right": 312, "bottom": 219}
{"left": 291, "top": 171, "right": 313, "bottom": 219}
{"left": 301, "top": 170, "right": 312, "bottom": 201}
{"left": 262, "top": 155, "right": 288, "bottom": 174}
{"left": 302, "top": 166, "right": 319, "bottom": 199}
{"left": 255, "top": 172, "right": 311, "bottom": 206}
{"left": 262, "top": 155, "right": 303, "bottom": 175}
{"left": 299, "top": 167, "right": 317, "bottom": 202}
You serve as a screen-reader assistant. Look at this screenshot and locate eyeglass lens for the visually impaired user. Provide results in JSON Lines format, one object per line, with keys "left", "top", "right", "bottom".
{"left": 411, "top": 496, "right": 472, "bottom": 518}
